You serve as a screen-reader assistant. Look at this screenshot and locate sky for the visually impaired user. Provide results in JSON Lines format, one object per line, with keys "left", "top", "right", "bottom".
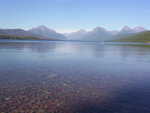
{"left": 0, "top": 0, "right": 150, "bottom": 33}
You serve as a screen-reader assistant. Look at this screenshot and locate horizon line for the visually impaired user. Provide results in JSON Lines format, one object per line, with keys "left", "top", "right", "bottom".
{"left": 0, "top": 25, "right": 149, "bottom": 33}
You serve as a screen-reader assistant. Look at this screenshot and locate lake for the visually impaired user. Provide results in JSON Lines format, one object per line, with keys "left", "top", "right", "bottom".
{"left": 0, "top": 40, "right": 150, "bottom": 113}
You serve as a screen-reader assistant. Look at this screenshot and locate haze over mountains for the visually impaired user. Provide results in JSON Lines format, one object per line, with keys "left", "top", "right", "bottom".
{"left": 65, "top": 26, "right": 147, "bottom": 41}
{"left": 113, "top": 31, "right": 150, "bottom": 43}
{"left": 0, "top": 25, "right": 148, "bottom": 41}
{"left": 0, "top": 26, "right": 66, "bottom": 40}
{"left": 28, "top": 25, "right": 66, "bottom": 40}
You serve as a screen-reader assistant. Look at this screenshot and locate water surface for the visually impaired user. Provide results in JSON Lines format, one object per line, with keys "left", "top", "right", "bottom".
{"left": 0, "top": 40, "right": 150, "bottom": 113}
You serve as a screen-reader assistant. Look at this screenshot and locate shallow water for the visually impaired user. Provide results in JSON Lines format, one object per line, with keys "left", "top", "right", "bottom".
{"left": 0, "top": 40, "right": 150, "bottom": 113}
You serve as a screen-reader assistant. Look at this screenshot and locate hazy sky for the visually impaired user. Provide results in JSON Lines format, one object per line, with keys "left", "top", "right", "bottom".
{"left": 0, "top": 0, "right": 150, "bottom": 32}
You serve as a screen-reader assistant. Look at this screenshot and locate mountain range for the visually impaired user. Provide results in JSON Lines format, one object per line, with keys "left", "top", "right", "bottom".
{"left": 0, "top": 25, "right": 148, "bottom": 41}
{"left": 0, "top": 26, "right": 66, "bottom": 40}
{"left": 65, "top": 26, "right": 147, "bottom": 41}
{"left": 112, "top": 31, "right": 150, "bottom": 43}
{"left": 28, "top": 25, "right": 66, "bottom": 40}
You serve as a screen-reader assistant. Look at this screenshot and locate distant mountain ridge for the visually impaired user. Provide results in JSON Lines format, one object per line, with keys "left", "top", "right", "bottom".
{"left": 111, "top": 31, "right": 150, "bottom": 42}
{"left": 0, "top": 29, "right": 42, "bottom": 40}
{"left": 0, "top": 25, "right": 67, "bottom": 40}
{"left": 65, "top": 29, "right": 87, "bottom": 40}
{"left": 0, "top": 29, "right": 36, "bottom": 37}
{"left": 82, "top": 27, "right": 113, "bottom": 41}
{"left": 28, "top": 25, "right": 66, "bottom": 40}
{"left": 119, "top": 26, "right": 146, "bottom": 34}
{"left": 65, "top": 26, "right": 147, "bottom": 41}
{"left": 0, "top": 25, "right": 148, "bottom": 41}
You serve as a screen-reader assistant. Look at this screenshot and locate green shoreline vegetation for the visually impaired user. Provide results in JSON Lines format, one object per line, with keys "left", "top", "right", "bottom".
{"left": 0, "top": 34, "right": 40, "bottom": 40}
{"left": 0, "top": 34, "right": 61, "bottom": 41}
{"left": 112, "top": 31, "right": 150, "bottom": 43}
